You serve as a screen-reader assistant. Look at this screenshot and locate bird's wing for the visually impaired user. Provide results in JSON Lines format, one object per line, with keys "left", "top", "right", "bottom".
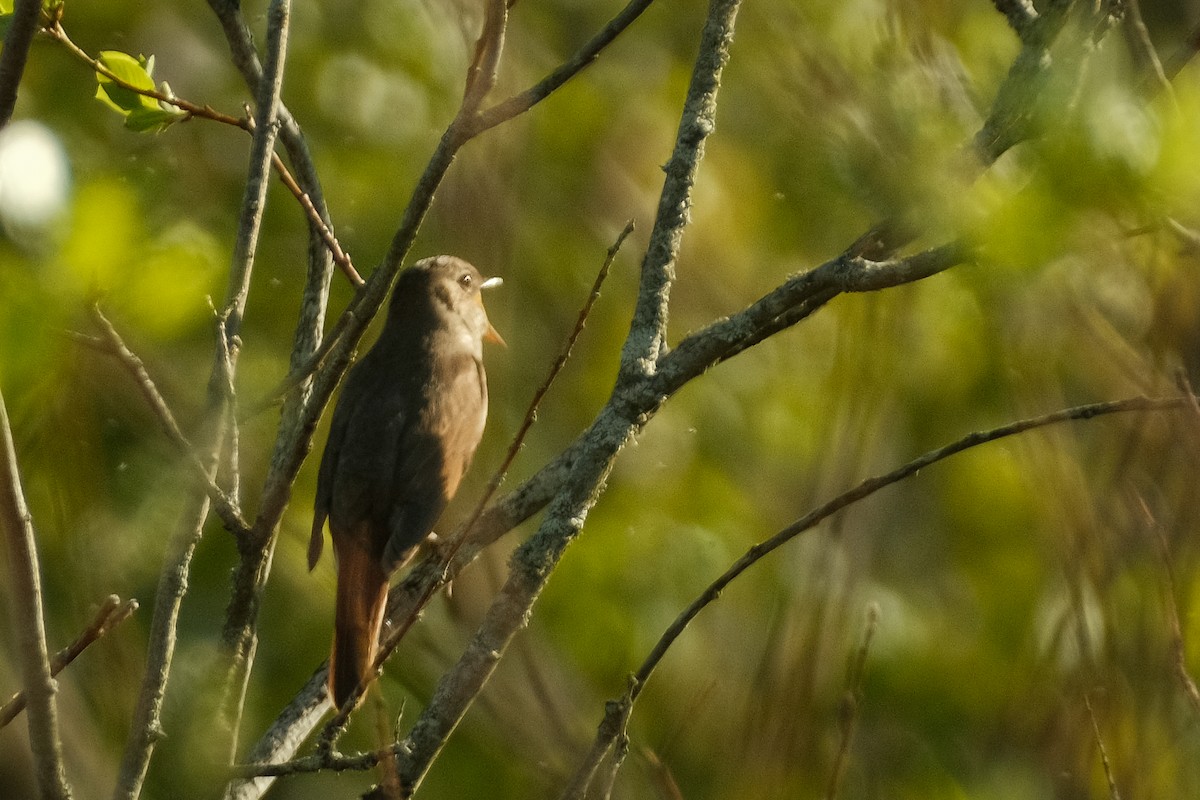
{"left": 310, "top": 364, "right": 373, "bottom": 570}
{"left": 381, "top": 352, "right": 488, "bottom": 570}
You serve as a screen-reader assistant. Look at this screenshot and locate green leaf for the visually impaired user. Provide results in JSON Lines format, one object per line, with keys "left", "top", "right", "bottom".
{"left": 124, "top": 107, "right": 181, "bottom": 133}
{"left": 95, "top": 51, "right": 159, "bottom": 116}
{"left": 94, "top": 50, "right": 185, "bottom": 132}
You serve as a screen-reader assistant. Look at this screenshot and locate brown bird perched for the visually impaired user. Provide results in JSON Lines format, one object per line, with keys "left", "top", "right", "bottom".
{"left": 309, "top": 255, "right": 503, "bottom": 709}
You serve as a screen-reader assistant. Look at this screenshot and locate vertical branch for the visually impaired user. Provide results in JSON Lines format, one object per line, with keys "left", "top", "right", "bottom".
{"left": 0, "top": 6, "right": 72, "bottom": 798}
{"left": 0, "top": 390, "right": 72, "bottom": 800}
{"left": 619, "top": 0, "right": 736, "bottom": 380}
{"left": 1084, "top": 694, "right": 1123, "bottom": 800}
{"left": 113, "top": 3, "right": 292, "bottom": 797}
{"left": 212, "top": 0, "right": 294, "bottom": 756}
{"left": 824, "top": 605, "right": 879, "bottom": 800}
{"left": 113, "top": 486, "right": 214, "bottom": 800}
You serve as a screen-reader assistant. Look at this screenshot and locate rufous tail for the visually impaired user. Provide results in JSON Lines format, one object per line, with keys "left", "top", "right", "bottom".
{"left": 329, "top": 536, "right": 389, "bottom": 709}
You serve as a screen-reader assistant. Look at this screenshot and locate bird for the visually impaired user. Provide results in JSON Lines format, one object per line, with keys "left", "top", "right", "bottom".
{"left": 309, "top": 255, "right": 503, "bottom": 709}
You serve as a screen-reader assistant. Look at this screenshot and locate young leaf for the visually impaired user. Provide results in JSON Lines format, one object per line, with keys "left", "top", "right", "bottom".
{"left": 95, "top": 51, "right": 158, "bottom": 116}
{"left": 125, "top": 107, "right": 182, "bottom": 133}
{"left": 93, "top": 50, "right": 184, "bottom": 132}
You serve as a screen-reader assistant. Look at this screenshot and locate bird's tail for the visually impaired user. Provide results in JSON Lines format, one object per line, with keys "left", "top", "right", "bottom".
{"left": 330, "top": 533, "right": 390, "bottom": 709}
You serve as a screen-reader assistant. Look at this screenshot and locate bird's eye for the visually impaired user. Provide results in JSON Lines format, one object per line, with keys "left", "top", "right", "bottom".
{"left": 458, "top": 273, "right": 473, "bottom": 288}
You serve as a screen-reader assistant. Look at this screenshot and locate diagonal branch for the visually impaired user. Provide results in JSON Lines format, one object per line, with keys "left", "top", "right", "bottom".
{"left": 1, "top": 595, "right": 139, "bottom": 729}
{"left": 471, "top": 0, "right": 658, "bottom": 136}
{"left": 78, "top": 306, "right": 251, "bottom": 537}
{"left": 318, "top": 222, "right": 635, "bottom": 731}
{"left": 564, "top": 394, "right": 1193, "bottom": 796}
{"left": 44, "top": 19, "right": 360, "bottom": 287}
{"left": 992, "top": 0, "right": 1038, "bottom": 40}
{"left": 396, "top": 2, "right": 740, "bottom": 793}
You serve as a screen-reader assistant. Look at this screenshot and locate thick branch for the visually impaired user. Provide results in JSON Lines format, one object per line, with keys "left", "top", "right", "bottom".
{"left": 992, "top": 0, "right": 1038, "bottom": 40}
{"left": 657, "top": 242, "right": 971, "bottom": 393}
{"left": 620, "top": 0, "right": 735, "bottom": 380}
{"left": 975, "top": 0, "right": 1079, "bottom": 162}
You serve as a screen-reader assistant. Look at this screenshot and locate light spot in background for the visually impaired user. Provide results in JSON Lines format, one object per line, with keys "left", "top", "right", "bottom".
{"left": 0, "top": 120, "right": 71, "bottom": 249}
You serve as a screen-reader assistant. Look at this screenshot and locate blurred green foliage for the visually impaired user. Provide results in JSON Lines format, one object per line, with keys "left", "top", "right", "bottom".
{"left": 3, "top": 0, "right": 1200, "bottom": 798}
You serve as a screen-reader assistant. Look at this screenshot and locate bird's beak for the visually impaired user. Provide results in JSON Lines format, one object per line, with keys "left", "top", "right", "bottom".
{"left": 480, "top": 275, "right": 505, "bottom": 346}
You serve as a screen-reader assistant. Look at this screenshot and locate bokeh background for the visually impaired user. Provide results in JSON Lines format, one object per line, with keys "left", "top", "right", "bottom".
{"left": 4, "top": 0, "right": 1200, "bottom": 797}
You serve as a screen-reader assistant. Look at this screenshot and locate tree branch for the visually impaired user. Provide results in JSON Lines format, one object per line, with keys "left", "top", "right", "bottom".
{"left": 472, "top": 0, "right": 659, "bottom": 135}
{"left": 394, "top": 2, "right": 740, "bottom": 793}
{"left": 619, "top": 0, "right": 733, "bottom": 380}
{"left": 1, "top": 595, "right": 139, "bottom": 729}
{"left": 209, "top": 0, "right": 293, "bottom": 762}
{"left": 563, "top": 394, "right": 1193, "bottom": 795}
{"left": 80, "top": 305, "right": 251, "bottom": 537}
{"left": 0, "top": 389, "right": 73, "bottom": 799}
{"left": 991, "top": 0, "right": 1038, "bottom": 40}
{"left": 113, "top": 3, "right": 293, "bottom": 797}
{"left": 44, "top": 19, "right": 360, "bottom": 287}
{"left": 975, "top": 0, "right": 1077, "bottom": 163}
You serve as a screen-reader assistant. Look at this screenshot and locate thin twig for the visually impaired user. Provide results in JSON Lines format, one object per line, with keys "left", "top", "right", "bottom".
{"left": 1137, "top": 496, "right": 1200, "bottom": 716}
{"left": 84, "top": 305, "right": 251, "bottom": 537}
{"left": 44, "top": 20, "right": 359, "bottom": 288}
{"left": 1084, "top": 693, "right": 1122, "bottom": 800}
{"left": 1123, "top": 0, "right": 1174, "bottom": 102}
{"left": 44, "top": 20, "right": 246, "bottom": 127}
{"left": 472, "top": 0, "right": 659, "bottom": 135}
{"left": 563, "top": 394, "right": 1193, "bottom": 796}
{"left": 1, "top": 595, "right": 139, "bottom": 729}
{"left": 824, "top": 604, "right": 879, "bottom": 800}
{"left": 0, "top": 389, "right": 73, "bottom": 800}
